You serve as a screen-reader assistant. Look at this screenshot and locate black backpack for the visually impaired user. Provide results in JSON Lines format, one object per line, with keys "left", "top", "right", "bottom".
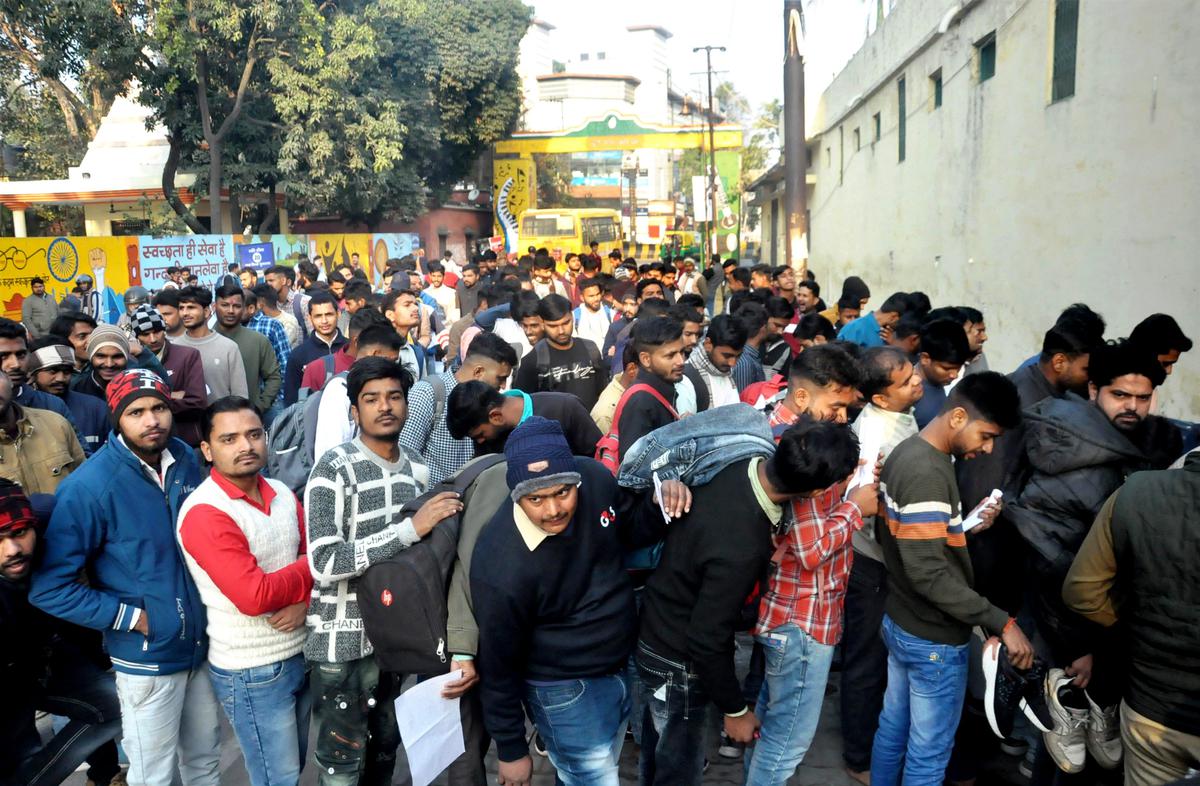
{"left": 358, "top": 454, "right": 506, "bottom": 675}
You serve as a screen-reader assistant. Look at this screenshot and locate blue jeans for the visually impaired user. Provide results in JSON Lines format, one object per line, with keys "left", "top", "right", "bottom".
{"left": 870, "top": 615, "right": 969, "bottom": 786}
{"left": 114, "top": 664, "right": 222, "bottom": 786}
{"left": 209, "top": 655, "right": 311, "bottom": 786}
{"left": 524, "top": 674, "right": 629, "bottom": 786}
{"left": 744, "top": 623, "right": 836, "bottom": 785}
{"left": 635, "top": 642, "right": 708, "bottom": 786}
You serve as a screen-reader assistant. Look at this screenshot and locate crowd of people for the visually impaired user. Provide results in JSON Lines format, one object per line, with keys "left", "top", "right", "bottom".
{"left": 1, "top": 246, "right": 1197, "bottom": 786}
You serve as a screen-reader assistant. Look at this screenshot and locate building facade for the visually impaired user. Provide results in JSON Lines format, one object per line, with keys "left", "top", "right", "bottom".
{"left": 805, "top": 0, "right": 1199, "bottom": 418}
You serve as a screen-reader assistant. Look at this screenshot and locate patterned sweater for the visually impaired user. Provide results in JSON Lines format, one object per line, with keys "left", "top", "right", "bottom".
{"left": 303, "top": 438, "right": 429, "bottom": 663}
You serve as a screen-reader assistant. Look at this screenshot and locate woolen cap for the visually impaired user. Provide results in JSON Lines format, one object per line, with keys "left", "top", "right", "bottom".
{"left": 504, "top": 416, "right": 581, "bottom": 503}
{"left": 105, "top": 369, "right": 171, "bottom": 424}
{"left": 86, "top": 324, "right": 129, "bottom": 360}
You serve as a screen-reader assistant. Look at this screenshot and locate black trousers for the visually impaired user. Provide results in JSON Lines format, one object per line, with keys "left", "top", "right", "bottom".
{"left": 839, "top": 553, "right": 889, "bottom": 772}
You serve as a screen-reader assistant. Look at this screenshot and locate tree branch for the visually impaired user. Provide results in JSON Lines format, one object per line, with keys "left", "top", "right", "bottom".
{"left": 161, "top": 131, "right": 207, "bottom": 234}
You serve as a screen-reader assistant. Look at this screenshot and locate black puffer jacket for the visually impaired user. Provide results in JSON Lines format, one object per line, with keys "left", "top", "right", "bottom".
{"left": 1008, "top": 394, "right": 1147, "bottom": 574}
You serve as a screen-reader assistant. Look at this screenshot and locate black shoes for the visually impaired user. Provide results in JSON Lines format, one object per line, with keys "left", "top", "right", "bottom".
{"left": 983, "top": 637, "right": 1053, "bottom": 739}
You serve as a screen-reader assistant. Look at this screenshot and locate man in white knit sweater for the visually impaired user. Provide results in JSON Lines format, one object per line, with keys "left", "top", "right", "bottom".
{"left": 177, "top": 396, "right": 313, "bottom": 786}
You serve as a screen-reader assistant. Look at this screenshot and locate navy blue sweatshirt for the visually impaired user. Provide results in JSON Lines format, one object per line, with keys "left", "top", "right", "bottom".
{"left": 470, "top": 456, "right": 665, "bottom": 761}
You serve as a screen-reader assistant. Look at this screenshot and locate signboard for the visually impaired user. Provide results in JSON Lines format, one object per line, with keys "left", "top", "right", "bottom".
{"left": 139, "top": 235, "right": 234, "bottom": 289}
{"left": 493, "top": 157, "right": 536, "bottom": 255}
{"left": 488, "top": 235, "right": 505, "bottom": 254}
{"left": 237, "top": 242, "right": 275, "bottom": 270}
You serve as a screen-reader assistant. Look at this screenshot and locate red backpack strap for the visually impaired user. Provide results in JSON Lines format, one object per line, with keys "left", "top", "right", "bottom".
{"left": 610, "top": 383, "right": 678, "bottom": 436}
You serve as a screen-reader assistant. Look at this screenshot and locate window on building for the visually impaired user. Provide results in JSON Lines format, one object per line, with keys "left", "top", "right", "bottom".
{"left": 597, "top": 52, "right": 606, "bottom": 61}
{"left": 854, "top": 127, "right": 861, "bottom": 150}
{"left": 552, "top": 60, "right": 565, "bottom": 74}
{"left": 873, "top": 112, "right": 881, "bottom": 142}
{"left": 977, "top": 32, "right": 997, "bottom": 82}
{"left": 1051, "top": 0, "right": 1079, "bottom": 101}
{"left": 580, "top": 52, "right": 590, "bottom": 62}
{"left": 931, "top": 69, "right": 943, "bottom": 108}
{"left": 898, "top": 77, "right": 907, "bottom": 162}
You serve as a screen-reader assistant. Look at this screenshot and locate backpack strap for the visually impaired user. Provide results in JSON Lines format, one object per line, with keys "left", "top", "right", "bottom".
{"left": 609, "top": 383, "right": 679, "bottom": 440}
{"left": 583, "top": 339, "right": 602, "bottom": 371}
{"left": 322, "top": 353, "right": 337, "bottom": 386}
{"left": 292, "top": 295, "right": 308, "bottom": 337}
{"left": 398, "top": 453, "right": 506, "bottom": 515}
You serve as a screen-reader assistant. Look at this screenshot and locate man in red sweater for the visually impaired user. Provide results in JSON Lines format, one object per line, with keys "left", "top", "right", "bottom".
{"left": 177, "top": 396, "right": 312, "bottom": 786}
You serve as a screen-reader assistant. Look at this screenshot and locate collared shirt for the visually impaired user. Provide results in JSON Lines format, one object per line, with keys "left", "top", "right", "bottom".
{"left": 398, "top": 371, "right": 474, "bottom": 486}
{"left": 731, "top": 342, "right": 765, "bottom": 393}
{"left": 117, "top": 434, "right": 177, "bottom": 492}
{"left": 513, "top": 502, "right": 552, "bottom": 551}
{"left": 757, "top": 404, "right": 863, "bottom": 645}
{"left": 248, "top": 312, "right": 292, "bottom": 384}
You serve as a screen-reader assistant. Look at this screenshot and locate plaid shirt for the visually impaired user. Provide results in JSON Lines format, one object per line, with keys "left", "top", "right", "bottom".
{"left": 248, "top": 313, "right": 292, "bottom": 397}
{"left": 756, "top": 404, "right": 863, "bottom": 645}
{"left": 398, "top": 371, "right": 474, "bottom": 486}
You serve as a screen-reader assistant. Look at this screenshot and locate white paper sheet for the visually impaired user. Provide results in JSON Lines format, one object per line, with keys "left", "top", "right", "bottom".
{"left": 652, "top": 471, "right": 672, "bottom": 523}
{"left": 848, "top": 416, "right": 885, "bottom": 492}
{"left": 395, "top": 671, "right": 466, "bottom": 786}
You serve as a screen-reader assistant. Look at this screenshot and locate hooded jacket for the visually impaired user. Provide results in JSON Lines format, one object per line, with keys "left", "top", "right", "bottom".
{"left": 1008, "top": 394, "right": 1147, "bottom": 575}
{"left": 30, "top": 434, "right": 206, "bottom": 675}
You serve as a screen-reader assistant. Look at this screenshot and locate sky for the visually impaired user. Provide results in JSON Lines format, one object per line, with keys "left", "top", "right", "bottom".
{"left": 527, "top": 0, "right": 878, "bottom": 125}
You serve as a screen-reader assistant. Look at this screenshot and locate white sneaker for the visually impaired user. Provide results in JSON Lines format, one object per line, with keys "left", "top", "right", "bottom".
{"left": 1043, "top": 669, "right": 1088, "bottom": 774}
{"left": 1084, "top": 691, "right": 1123, "bottom": 769}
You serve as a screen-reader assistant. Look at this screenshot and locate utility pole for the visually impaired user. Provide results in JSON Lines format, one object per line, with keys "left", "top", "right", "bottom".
{"left": 784, "top": 0, "right": 808, "bottom": 278}
{"left": 693, "top": 44, "right": 725, "bottom": 266}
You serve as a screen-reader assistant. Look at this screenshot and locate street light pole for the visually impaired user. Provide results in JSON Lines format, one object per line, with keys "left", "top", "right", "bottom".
{"left": 694, "top": 44, "right": 725, "bottom": 266}
{"left": 784, "top": 0, "right": 808, "bottom": 278}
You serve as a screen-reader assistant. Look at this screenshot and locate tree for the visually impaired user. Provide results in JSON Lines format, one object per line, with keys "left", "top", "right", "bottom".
{"left": 271, "top": 0, "right": 529, "bottom": 229}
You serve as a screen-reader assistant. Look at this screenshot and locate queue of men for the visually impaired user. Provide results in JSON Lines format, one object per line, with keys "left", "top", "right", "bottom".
{"left": 0, "top": 247, "right": 1197, "bottom": 786}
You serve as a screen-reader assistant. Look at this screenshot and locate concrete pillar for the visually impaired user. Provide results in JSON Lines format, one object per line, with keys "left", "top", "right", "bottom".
{"left": 11, "top": 207, "right": 27, "bottom": 238}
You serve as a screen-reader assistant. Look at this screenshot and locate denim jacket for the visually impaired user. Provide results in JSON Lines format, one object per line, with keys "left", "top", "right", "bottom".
{"left": 617, "top": 403, "right": 775, "bottom": 491}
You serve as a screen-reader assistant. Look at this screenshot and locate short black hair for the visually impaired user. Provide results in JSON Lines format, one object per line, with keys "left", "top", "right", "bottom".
{"left": 919, "top": 319, "right": 971, "bottom": 365}
{"left": 669, "top": 304, "right": 703, "bottom": 327}
{"left": 532, "top": 256, "right": 554, "bottom": 271}
{"left": 380, "top": 289, "right": 416, "bottom": 314}
{"left": 798, "top": 279, "right": 820, "bottom": 296}
{"left": 463, "top": 331, "right": 518, "bottom": 368}
{"left": 355, "top": 324, "right": 404, "bottom": 353}
{"left": 328, "top": 270, "right": 347, "bottom": 285}
{"left": 1039, "top": 316, "right": 1099, "bottom": 361}
{"left": 959, "top": 306, "right": 984, "bottom": 324}
{"left": 789, "top": 343, "right": 862, "bottom": 390}
{"left": 511, "top": 291, "right": 542, "bottom": 322}
{"left": 1055, "top": 303, "right": 1106, "bottom": 342}
{"left": 795, "top": 313, "right": 836, "bottom": 342}
{"left": 202, "top": 395, "right": 259, "bottom": 441}
{"left": 267, "top": 264, "right": 297, "bottom": 284}
{"left": 765, "top": 296, "right": 796, "bottom": 321}
{"left": 879, "top": 292, "right": 909, "bottom": 315}
{"left": 859, "top": 346, "right": 913, "bottom": 399}
{"left": 537, "top": 294, "right": 572, "bottom": 322}
{"left": 214, "top": 282, "right": 244, "bottom": 302}
{"left": 1088, "top": 339, "right": 1166, "bottom": 389}
{"left": 446, "top": 379, "right": 506, "bottom": 439}
{"left": 307, "top": 292, "right": 338, "bottom": 315}
{"left": 733, "top": 301, "right": 768, "bottom": 337}
{"left": 729, "top": 268, "right": 751, "bottom": 287}
{"left": 636, "top": 278, "right": 664, "bottom": 298}
{"left": 49, "top": 312, "right": 96, "bottom": 340}
{"left": 30, "top": 277, "right": 43, "bottom": 287}
{"left": 1129, "top": 313, "right": 1193, "bottom": 355}
{"left": 904, "top": 291, "right": 932, "bottom": 318}
{"left": 637, "top": 298, "right": 671, "bottom": 320}
{"left": 677, "top": 293, "right": 705, "bottom": 311}
{"left": 705, "top": 314, "right": 748, "bottom": 351}
{"left": 837, "top": 294, "right": 861, "bottom": 310}
{"left": 631, "top": 316, "right": 683, "bottom": 355}
{"left": 579, "top": 277, "right": 603, "bottom": 294}
{"left": 944, "top": 372, "right": 1021, "bottom": 429}
{"left": 347, "top": 355, "right": 413, "bottom": 406}
{"left": 348, "top": 308, "right": 390, "bottom": 336}
{"left": 0, "top": 318, "right": 27, "bottom": 346}
{"left": 427, "top": 261, "right": 444, "bottom": 275}
{"left": 892, "top": 313, "right": 923, "bottom": 340}
{"left": 250, "top": 283, "right": 275, "bottom": 306}
{"left": 178, "top": 285, "right": 212, "bottom": 309}
{"left": 767, "top": 420, "right": 860, "bottom": 495}
{"left": 343, "top": 280, "right": 374, "bottom": 304}
{"left": 153, "top": 288, "right": 181, "bottom": 309}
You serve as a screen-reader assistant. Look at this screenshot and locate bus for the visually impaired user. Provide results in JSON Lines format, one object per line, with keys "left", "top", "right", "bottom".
{"left": 519, "top": 209, "right": 623, "bottom": 271}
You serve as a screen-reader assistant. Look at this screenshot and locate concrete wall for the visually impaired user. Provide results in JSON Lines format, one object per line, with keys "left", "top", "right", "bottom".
{"left": 808, "top": 0, "right": 1200, "bottom": 420}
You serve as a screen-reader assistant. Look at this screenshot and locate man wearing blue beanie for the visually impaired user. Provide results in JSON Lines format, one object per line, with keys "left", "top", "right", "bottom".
{"left": 470, "top": 416, "right": 689, "bottom": 786}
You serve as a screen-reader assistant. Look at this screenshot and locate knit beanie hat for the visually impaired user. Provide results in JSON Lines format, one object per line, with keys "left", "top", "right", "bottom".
{"left": 504, "top": 416, "right": 582, "bottom": 503}
{"left": 105, "top": 369, "right": 171, "bottom": 425}
{"left": 0, "top": 478, "right": 36, "bottom": 536}
{"left": 130, "top": 303, "right": 166, "bottom": 336}
{"left": 28, "top": 343, "right": 75, "bottom": 374}
{"left": 87, "top": 324, "right": 130, "bottom": 360}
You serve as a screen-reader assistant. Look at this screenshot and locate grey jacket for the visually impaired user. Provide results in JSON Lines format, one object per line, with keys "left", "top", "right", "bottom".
{"left": 446, "top": 459, "right": 511, "bottom": 657}
{"left": 617, "top": 403, "right": 775, "bottom": 491}
{"left": 21, "top": 293, "right": 56, "bottom": 338}
{"left": 1008, "top": 394, "right": 1147, "bottom": 573}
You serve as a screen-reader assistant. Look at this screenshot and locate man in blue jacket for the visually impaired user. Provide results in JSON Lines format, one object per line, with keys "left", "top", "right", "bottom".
{"left": 30, "top": 369, "right": 218, "bottom": 786}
